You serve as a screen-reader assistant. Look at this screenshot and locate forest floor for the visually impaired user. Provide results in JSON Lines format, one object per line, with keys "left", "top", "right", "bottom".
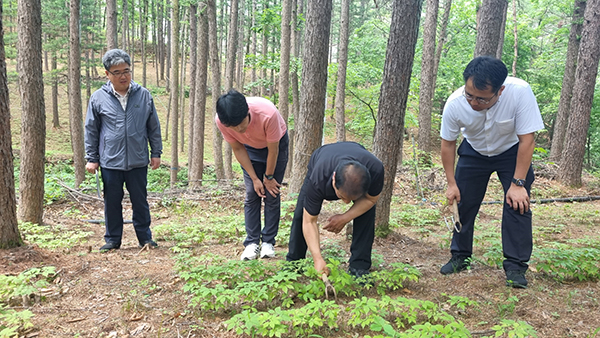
{"left": 2, "top": 161, "right": 600, "bottom": 338}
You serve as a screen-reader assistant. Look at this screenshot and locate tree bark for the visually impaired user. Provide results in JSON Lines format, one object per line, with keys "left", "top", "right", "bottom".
{"left": 260, "top": 1, "right": 269, "bottom": 97}
{"left": 121, "top": 0, "right": 128, "bottom": 52}
{"left": 496, "top": 0, "right": 508, "bottom": 59}
{"left": 286, "top": 0, "right": 301, "bottom": 178}
{"left": 279, "top": 0, "right": 292, "bottom": 127}
{"left": 106, "top": 0, "right": 118, "bottom": 49}
{"left": 550, "top": 0, "right": 586, "bottom": 162}
{"left": 289, "top": 0, "right": 332, "bottom": 193}
{"left": 223, "top": 0, "right": 240, "bottom": 180}
{"left": 373, "top": 0, "right": 423, "bottom": 233}
{"left": 158, "top": 0, "right": 165, "bottom": 82}
{"left": 142, "top": 0, "right": 148, "bottom": 87}
{"left": 51, "top": 54, "right": 59, "bottom": 128}
{"left": 558, "top": 0, "right": 600, "bottom": 187}
{"left": 334, "top": 0, "right": 349, "bottom": 142}
{"left": 474, "top": 0, "right": 507, "bottom": 57}
{"left": 510, "top": 0, "right": 516, "bottom": 74}
{"left": 0, "top": 0, "right": 21, "bottom": 248}
{"left": 417, "top": 0, "right": 439, "bottom": 153}
{"left": 208, "top": 0, "right": 225, "bottom": 180}
{"left": 432, "top": 0, "right": 452, "bottom": 91}
{"left": 18, "top": 0, "right": 46, "bottom": 225}
{"left": 190, "top": 4, "right": 209, "bottom": 191}
{"left": 251, "top": 0, "right": 257, "bottom": 96}
{"left": 69, "top": 0, "right": 85, "bottom": 187}
{"left": 170, "top": 0, "right": 180, "bottom": 187}
{"left": 188, "top": 4, "right": 198, "bottom": 173}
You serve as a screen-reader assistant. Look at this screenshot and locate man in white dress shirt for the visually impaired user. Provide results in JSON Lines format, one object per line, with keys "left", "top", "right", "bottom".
{"left": 439, "top": 56, "right": 544, "bottom": 288}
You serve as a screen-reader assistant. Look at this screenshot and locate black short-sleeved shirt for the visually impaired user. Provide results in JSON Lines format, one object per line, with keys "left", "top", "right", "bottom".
{"left": 303, "top": 142, "right": 384, "bottom": 216}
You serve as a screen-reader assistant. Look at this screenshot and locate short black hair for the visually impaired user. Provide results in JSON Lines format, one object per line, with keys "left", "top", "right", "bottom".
{"left": 102, "top": 49, "right": 131, "bottom": 71}
{"left": 216, "top": 89, "right": 249, "bottom": 127}
{"left": 334, "top": 161, "right": 371, "bottom": 200}
{"left": 462, "top": 56, "right": 508, "bottom": 93}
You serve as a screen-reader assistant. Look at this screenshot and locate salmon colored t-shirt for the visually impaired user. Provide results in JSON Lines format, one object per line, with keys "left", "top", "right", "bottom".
{"left": 216, "top": 97, "right": 287, "bottom": 149}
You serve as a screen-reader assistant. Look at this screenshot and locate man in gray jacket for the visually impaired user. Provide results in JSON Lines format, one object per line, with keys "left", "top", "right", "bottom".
{"left": 85, "top": 49, "right": 163, "bottom": 251}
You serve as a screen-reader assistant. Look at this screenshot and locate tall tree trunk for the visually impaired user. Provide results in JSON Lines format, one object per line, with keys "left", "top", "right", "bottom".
{"left": 286, "top": 0, "right": 301, "bottom": 178}
{"left": 474, "top": 0, "right": 507, "bottom": 57}
{"left": 373, "top": 0, "right": 423, "bottom": 233}
{"left": 417, "top": 0, "right": 439, "bottom": 153}
{"left": 558, "top": 0, "right": 600, "bottom": 187}
{"left": 289, "top": 0, "right": 332, "bottom": 193}
{"left": 223, "top": 0, "right": 240, "bottom": 180}
{"left": 260, "top": 2, "right": 269, "bottom": 97}
{"left": 334, "top": 0, "right": 349, "bottom": 142}
{"left": 0, "top": 0, "right": 21, "bottom": 248}
{"left": 236, "top": 1, "right": 246, "bottom": 90}
{"left": 550, "top": 0, "right": 586, "bottom": 162}
{"left": 122, "top": 0, "right": 128, "bottom": 52}
{"left": 158, "top": 0, "right": 165, "bottom": 82}
{"left": 142, "top": 0, "right": 148, "bottom": 87}
{"left": 208, "top": 0, "right": 225, "bottom": 180}
{"left": 69, "top": 0, "right": 85, "bottom": 187}
{"left": 166, "top": 15, "right": 171, "bottom": 92}
{"left": 18, "top": 0, "right": 46, "bottom": 225}
{"left": 179, "top": 26, "right": 187, "bottom": 153}
{"left": 279, "top": 0, "right": 292, "bottom": 126}
{"left": 496, "top": 0, "right": 508, "bottom": 59}
{"left": 106, "top": 0, "right": 118, "bottom": 49}
{"left": 511, "top": 0, "right": 517, "bottom": 74}
{"left": 51, "top": 54, "right": 59, "bottom": 128}
{"left": 432, "top": 0, "right": 452, "bottom": 91}
{"left": 190, "top": 5, "right": 208, "bottom": 190}
{"left": 188, "top": 3, "right": 198, "bottom": 173}
{"left": 170, "top": 0, "right": 180, "bottom": 186}
{"left": 251, "top": 0, "right": 257, "bottom": 96}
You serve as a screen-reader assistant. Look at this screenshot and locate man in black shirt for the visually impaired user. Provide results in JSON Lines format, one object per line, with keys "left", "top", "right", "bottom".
{"left": 286, "top": 142, "right": 384, "bottom": 277}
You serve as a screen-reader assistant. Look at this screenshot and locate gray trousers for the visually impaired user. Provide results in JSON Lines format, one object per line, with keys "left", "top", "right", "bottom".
{"left": 242, "top": 132, "right": 289, "bottom": 246}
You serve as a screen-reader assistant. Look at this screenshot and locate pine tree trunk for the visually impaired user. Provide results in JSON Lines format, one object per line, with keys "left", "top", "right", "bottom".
{"left": 550, "top": 0, "right": 586, "bottom": 162}
{"left": 158, "top": 0, "right": 165, "bottom": 82}
{"left": 417, "top": 0, "right": 438, "bottom": 153}
{"left": 0, "top": 2, "right": 21, "bottom": 248}
{"left": 223, "top": 0, "right": 240, "bottom": 180}
{"left": 373, "top": 0, "right": 423, "bottom": 233}
{"left": 432, "top": 0, "right": 452, "bottom": 93}
{"left": 286, "top": 0, "right": 301, "bottom": 178}
{"left": 279, "top": 0, "right": 292, "bottom": 125}
{"left": 69, "top": 0, "right": 85, "bottom": 187}
{"left": 289, "top": 0, "right": 332, "bottom": 194}
{"left": 334, "top": 0, "right": 349, "bottom": 143}
{"left": 142, "top": 0, "right": 148, "bottom": 87}
{"left": 51, "top": 54, "right": 59, "bottom": 128}
{"left": 558, "top": 0, "right": 600, "bottom": 187}
{"left": 474, "top": 0, "right": 507, "bottom": 57}
{"left": 251, "top": 0, "right": 257, "bottom": 96}
{"left": 122, "top": 0, "right": 128, "bottom": 52}
{"left": 496, "top": 0, "right": 508, "bottom": 59}
{"left": 18, "top": 0, "right": 46, "bottom": 225}
{"left": 511, "top": 0, "right": 517, "bottom": 74}
{"left": 189, "top": 6, "right": 209, "bottom": 191}
{"left": 188, "top": 4, "right": 198, "bottom": 173}
{"left": 260, "top": 2, "right": 269, "bottom": 97}
{"left": 170, "top": 0, "right": 180, "bottom": 187}
{"left": 106, "top": 0, "right": 118, "bottom": 49}
{"left": 208, "top": 0, "right": 225, "bottom": 180}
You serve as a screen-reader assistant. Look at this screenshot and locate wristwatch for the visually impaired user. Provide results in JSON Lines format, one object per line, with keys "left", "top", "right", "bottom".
{"left": 265, "top": 174, "right": 274, "bottom": 180}
{"left": 511, "top": 178, "right": 526, "bottom": 187}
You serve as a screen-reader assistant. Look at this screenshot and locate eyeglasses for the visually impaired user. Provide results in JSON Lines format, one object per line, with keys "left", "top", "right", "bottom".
{"left": 107, "top": 69, "right": 131, "bottom": 77}
{"left": 463, "top": 89, "right": 498, "bottom": 105}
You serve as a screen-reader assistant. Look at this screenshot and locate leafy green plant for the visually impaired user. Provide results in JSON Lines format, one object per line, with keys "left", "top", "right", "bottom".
{"left": 442, "top": 293, "right": 479, "bottom": 312}
{"left": 19, "top": 222, "right": 93, "bottom": 249}
{"left": 0, "top": 304, "right": 34, "bottom": 338}
{"left": 371, "top": 263, "right": 421, "bottom": 296}
{"left": 0, "top": 266, "right": 56, "bottom": 305}
{"left": 534, "top": 244, "right": 600, "bottom": 281}
{"left": 483, "top": 319, "right": 538, "bottom": 338}
{"left": 391, "top": 204, "right": 441, "bottom": 228}
{"left": 496, "top": 295, "right": 519, "bottom": 318}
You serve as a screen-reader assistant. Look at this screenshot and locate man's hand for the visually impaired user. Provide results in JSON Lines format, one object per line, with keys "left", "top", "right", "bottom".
{"left": 445, "top": 184, "right": 461, "bottom": 205}
{"left": 263, "top": 177, "right": 281, "bottom": 197}
{"left": 150, "top": 157, "right": 161, "bottom": 170}
{"left": 253, "top": 177, "right": 266, "bottom": 198}
{"left": 506, "top": 185, "right": 530, "bottom": 214}
{"left": 314, "top": 257, "right": 329, "bottom": 276}
{"left": 86, "top": 162, "right": 99, "bottom": 174}
{"left": 323, "top": 214, "right": 348, "bottom": 234}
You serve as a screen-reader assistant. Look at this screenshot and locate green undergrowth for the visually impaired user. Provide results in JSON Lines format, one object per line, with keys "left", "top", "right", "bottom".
{"left": 19, "top": 222, "right": 93, "bottom": 249}
{"left": 175, "top": 253, "right": 537, "bottom": 337}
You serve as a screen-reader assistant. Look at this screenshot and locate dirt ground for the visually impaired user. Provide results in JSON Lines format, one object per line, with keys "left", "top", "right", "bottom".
{"left": 2, "top": 164, "right": 600, "bottom": 338}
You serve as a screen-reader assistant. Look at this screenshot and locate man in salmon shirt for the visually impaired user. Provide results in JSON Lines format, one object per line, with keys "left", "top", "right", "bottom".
{"left": 215, "top": 89, "right": 289, "bottom": 260}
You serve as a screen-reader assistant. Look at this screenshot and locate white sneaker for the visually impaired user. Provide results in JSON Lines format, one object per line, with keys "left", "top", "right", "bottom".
{"left": 260, "top": 242, "right": 276, "bottom": 259}
{"left": 241, "top": 243, "right": 260, "bottom": 261}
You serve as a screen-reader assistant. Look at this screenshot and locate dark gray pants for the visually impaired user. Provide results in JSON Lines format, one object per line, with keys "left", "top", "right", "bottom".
{"left": 242, "top": 132, "right": 289, "bottom": 246}
{"left": 452, "top": 141, "right": 534, "bottom": 271}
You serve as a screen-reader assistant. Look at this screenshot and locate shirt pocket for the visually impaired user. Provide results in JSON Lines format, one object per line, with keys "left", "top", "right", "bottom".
{"left": 496, "top": 118, "right": 515, "bottom": 135}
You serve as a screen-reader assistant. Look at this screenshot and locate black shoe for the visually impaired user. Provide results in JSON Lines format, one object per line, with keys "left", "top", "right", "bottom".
{"left": 139, "top": 240, "right": 158, "bottom": 248}
{"left": 440, "top": 255, "right": 471, "bottom": 275}
{"left": 349, "top": 267, "right": 373, "bottom": 287}
{"left": 506, "top": 270, "right": 528, "bottom": 289}
{"left": 100, "top": 242, "right": 121, "bottom": 251}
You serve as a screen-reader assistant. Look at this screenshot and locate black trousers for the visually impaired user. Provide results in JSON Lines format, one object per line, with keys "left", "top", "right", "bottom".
{"left": 101, "top": 166, "right": 152, "bottom": 245}
{"left": 286, "top": 176, "right": 376, "bottom": 271}
{"left": 451, "top": 141, "right": 534, "bottom": 271}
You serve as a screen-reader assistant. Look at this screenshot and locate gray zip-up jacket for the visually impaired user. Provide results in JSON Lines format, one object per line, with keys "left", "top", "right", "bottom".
{"left": 85, "top": 81, "right": 162, "bottom": 171}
